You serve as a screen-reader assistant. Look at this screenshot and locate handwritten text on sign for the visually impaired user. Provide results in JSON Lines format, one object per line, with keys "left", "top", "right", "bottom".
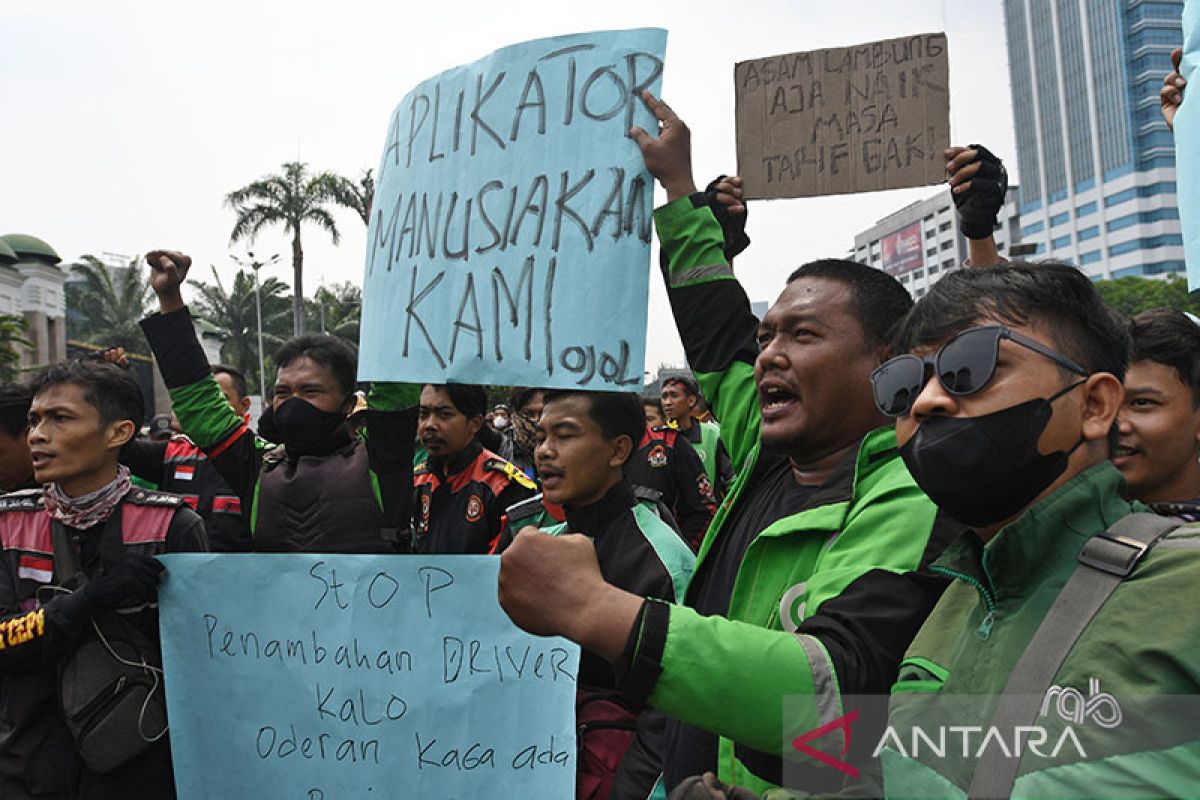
{"left": 359, "top": 29, "right": 667, "bottom": 388}
{"left": 735, "top": 33, "right": 950, "bottom": 200}
{"left": 158, "top": 555, "right": 580, "bottom": 799}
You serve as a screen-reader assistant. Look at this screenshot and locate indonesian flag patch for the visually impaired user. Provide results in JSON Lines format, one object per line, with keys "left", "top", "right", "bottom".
{"left": 18, "top": 555, "right": 53, "bottom": 583}
{"left": 173, "top": 465, "right": 196, "bottom": 481}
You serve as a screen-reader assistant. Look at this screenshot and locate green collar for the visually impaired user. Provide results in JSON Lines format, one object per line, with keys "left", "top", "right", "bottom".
{"left": 934, "top": 461, "right": 1137, "bottom": 596}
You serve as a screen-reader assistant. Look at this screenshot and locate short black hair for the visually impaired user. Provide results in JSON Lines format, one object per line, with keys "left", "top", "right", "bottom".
{"left": 31, "top": 360, "right": 146, "bottom": 431}
{"left": 787, "top": 259, "right": 913, "bottom": 352}
{"left": 1129, "top": 308, "right": 1200, "bottom": 405}
{"left": 424, "top": 383, "right": 488, "bottom": 419}
{"left": 661, "top": 376, "right": 699, "bottom": 398}
{"left": 543, "top": 390, "right": 645, "bottom": 459}
{"left": 642, "top": 396, "right": 664, "bottom": 415}
{"left": 273, "top": 335, "right": 357, "bottom": 396}
{"left": 895, "top": 261, "right": 1130, "bottom": 381}
{"left": 211, "top": 364, "right": 248, "bottom": 400}
{"left": 0, "top": 382, "right": 32, "bottom": 440}
{"left": 509, "top": 387, "right": 543, "bottom": 414}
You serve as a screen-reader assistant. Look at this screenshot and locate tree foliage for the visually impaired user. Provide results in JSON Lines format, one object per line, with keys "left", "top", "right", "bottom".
{"left": 0, "top": 314, "right": 32, "bottom": 380}
{"left": 1094, "top": 275, "right": 1200, "bottom": 318}
{"left": 225, "top": 162, "right": 343, "bottom": 335}
{"left": 308, "top": 282, "right": 362, "bottom": 347}
{"left": 190, "top": 267, "right": 292, "bottom": 394}
{"left": 329, "top": 169, "right": 374, "bottom": 227}
{"left": 65, "top": 256, "right": 153, "bottom": 354}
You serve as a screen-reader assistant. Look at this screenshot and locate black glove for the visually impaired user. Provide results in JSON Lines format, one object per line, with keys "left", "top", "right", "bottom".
{"left": 703, "top": 176, "right": 751, "bottom": 261}
{"left": 55, "top": 555, "right": 165, "bottom": 627}
{"left": 952, "top": 144, "right": 1008, "bottom": 240}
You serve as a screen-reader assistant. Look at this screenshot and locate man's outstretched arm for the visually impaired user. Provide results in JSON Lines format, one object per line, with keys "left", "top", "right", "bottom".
{"left": 139, "top": 250, "right": 267, "bottom": 513}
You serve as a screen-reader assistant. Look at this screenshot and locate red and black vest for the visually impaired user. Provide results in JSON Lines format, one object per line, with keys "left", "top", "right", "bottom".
{"left": 161, "top": 435, "right": 247, "bottom": 552}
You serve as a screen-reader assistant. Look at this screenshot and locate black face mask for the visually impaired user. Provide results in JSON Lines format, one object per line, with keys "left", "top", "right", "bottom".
{"left": 258, "top": 397, "right": 348, "bottom": 455}
{"left": 899, "top": 384, "right": 1085, "bottom": 528}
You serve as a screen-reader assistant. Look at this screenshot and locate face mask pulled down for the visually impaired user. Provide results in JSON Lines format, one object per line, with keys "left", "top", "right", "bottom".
{"left": 899, "top": 385, "right": 1085, "bottom": 528}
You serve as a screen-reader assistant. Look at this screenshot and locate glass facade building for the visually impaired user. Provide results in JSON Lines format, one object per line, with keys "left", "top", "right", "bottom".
{"left": 1003, "top": 0, "right": 1183, "bottom": 277}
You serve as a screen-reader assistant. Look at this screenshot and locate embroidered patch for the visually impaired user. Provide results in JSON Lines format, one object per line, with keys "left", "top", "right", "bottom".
{"left": 173, "top": 465, "right": 195, "bottom": 481}
{"left": 465, "top": 494, "right": 484, "bottom": 523}
{"left": 648, "top": 444, "right": 667, "bottom": 468}
{"left": 17, "top": 555, "right": 53, "bottom": 583}
{"left": 697, "top": 473, "right": 715, "bottom": 502}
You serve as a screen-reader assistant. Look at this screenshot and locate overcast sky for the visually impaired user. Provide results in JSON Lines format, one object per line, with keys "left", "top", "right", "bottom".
{"left": 2, "top": 0, "right": 1016, "bottom": 375}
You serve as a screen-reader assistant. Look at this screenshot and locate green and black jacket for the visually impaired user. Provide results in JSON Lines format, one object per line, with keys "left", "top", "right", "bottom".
{"left": 140, "top": 307, "right": 418, "bottom": 552}
{"left": 614, "top": 196, "right": 962, "bottom": 797}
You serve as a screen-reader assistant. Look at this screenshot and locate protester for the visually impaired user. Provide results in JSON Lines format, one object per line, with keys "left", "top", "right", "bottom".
{"left": 499, "top": 93, "right": 963, "bottom": 797}
{"left": 413, "top": 383, "right": 536, "bottom": 553}
{"left": 118, "top": 362, "right": 254, "bottom": 553}
{"left": 872, "top": 261, "right": 1200, "bottom": 796}
{"left": 513, "top": 389, "right": 694, "bottom": 796}
{"left": 0, "top": 383, "right": 35, "bottom": 492}
{"left": 498, "top": 387, "right": 544, "bottom": 479}
{"left": 139, "top": 249, "right": 417, "bottom": 553}
{"left": 660, "top": 376, "right": 733, "bottom": 495}
{"left": 1162, "top": 46, "right": 1185, "bottom": 130}
{"left": 0, "top": 360, "right": 208, "bottom": 799}
{"left": 642, "top": 396, "right": 666, "bottom": 428}
{"left": 624, "top": 422, "right": 717, "bottom": 551}
{"left": 1114, "top": 309, "right": 1200, "bottom": 514}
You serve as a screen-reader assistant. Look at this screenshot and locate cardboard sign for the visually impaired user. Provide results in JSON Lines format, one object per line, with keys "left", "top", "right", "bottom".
{"left": 359, "top": 29, "right": 667, "bottom": 388}
{"left": 735, "top": 33, "right": 950, "bottom": 200}
{"left": 158, "top": 554, "right": 580, "bottom": 799}
{"left": 1179, "top": 0, "right": 1200, "bottom": 290}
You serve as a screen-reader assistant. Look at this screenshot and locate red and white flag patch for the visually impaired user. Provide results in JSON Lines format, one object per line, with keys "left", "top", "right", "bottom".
{"left": 173, "top": 465, "right": 196, "bottom": 481}
{"left": 18, "top": 555, "right": 53, "bottom": 583}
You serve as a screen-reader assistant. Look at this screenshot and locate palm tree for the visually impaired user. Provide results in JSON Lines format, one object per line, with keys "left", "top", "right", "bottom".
{"left": 0, "top": 315, "right": 32, "bottom": 380}
{"left": 330, "top": 169, "right": 375, "bottom": 227}
{"left": 225, "top": 162, "right": 342, "bottom": 335}
{"left": 65, "top": 256, "right": 154, "bottom": 354}
{"left": 190, "top": 267, "right": 292, "bottom": 394}
{"left": 309, "top": 282, "right": 362, "bottom": 347}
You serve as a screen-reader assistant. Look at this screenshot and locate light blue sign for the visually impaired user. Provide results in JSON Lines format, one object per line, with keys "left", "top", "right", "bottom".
{"left": 1181, "top": 0, "right": 1200, "bottom": 290}
{"left": 158, "top": 555, "right": 580, "bottom": 799}
{"left": 359, "top": 29, "right": 667, "bottom": 388}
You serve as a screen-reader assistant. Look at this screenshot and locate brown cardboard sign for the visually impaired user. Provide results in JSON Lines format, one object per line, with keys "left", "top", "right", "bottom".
{"left": 735, "top": 33, "right": 949, "bottom": 200}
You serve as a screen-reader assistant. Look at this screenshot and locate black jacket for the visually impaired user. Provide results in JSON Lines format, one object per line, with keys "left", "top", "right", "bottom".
{"left": 0, "top": 487, "right": 207, "bottom": 800}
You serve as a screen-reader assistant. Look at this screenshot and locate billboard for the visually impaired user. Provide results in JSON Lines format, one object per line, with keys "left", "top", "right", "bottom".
{"left": 879, "top": 221, "right": 924, "bottom": 276}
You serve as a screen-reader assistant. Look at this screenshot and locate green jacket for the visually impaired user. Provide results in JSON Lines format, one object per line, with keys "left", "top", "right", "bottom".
{"left": 883, "top": 462, "right": 1200, "bottom": 798}
{"left": 621, "top": 196, "right": 959, "bottom": 796}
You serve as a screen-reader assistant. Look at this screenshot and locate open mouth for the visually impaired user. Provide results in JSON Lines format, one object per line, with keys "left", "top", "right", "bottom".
{"left": 1111, "top": 444, "right": 1139, "bottom": 466}
{"left": 29, "top": 452, "right": 53, "bottom": 470}
{"left": 759, "top": 386, "right": 797, "bottom": 419}
{"left": 539, "top": 465, "right": 564, "bottom": 488}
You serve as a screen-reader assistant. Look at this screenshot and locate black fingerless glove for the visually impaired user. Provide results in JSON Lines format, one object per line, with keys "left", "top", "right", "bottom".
{"left": 703, "top": 176, "right": 751, "bottom": 260}
{"left": 953, "top": 144, "right": 1008, "bottom": 240}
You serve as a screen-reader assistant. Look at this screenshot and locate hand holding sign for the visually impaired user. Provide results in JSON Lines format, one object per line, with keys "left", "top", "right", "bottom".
{"left": 630, "top": 91, "right": 697, "bottom": 203}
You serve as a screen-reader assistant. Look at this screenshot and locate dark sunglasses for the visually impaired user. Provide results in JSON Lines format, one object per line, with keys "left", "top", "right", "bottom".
{"left": 871, "top": 325, "right": 1089, "bottom": 418}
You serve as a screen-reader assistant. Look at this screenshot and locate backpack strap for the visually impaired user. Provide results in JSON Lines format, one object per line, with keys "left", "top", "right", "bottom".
{"left": 968, "top": 512, "right": 1180, "bottom": 799}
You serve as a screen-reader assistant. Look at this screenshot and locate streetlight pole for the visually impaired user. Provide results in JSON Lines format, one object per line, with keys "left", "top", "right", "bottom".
{"left": 230, "top": 251, "right": 280, "bottom": 397}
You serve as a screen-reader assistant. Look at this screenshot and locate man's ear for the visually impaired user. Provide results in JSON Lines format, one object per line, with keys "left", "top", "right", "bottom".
{"left": 1080, "top": 373, "right": 1124, "bottom": 443}
{"left": 240, "top": 396, "right": 252, "bottom": 416}
{"left": 467, "top": 414, "right": 484, "bottom": 437}
{"left": 609, "top": 434, "right": 634, "bottom": 469}
{"left": 107, "top": 420, "right": 137, "bottom": 450}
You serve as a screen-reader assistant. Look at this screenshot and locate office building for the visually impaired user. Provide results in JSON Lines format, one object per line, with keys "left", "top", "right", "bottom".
{"left": 852, "top": 186, "right": 1022, "bottom": 298}
{"left": 1003, "top": 0, "right": 1184, "bottom": 278}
